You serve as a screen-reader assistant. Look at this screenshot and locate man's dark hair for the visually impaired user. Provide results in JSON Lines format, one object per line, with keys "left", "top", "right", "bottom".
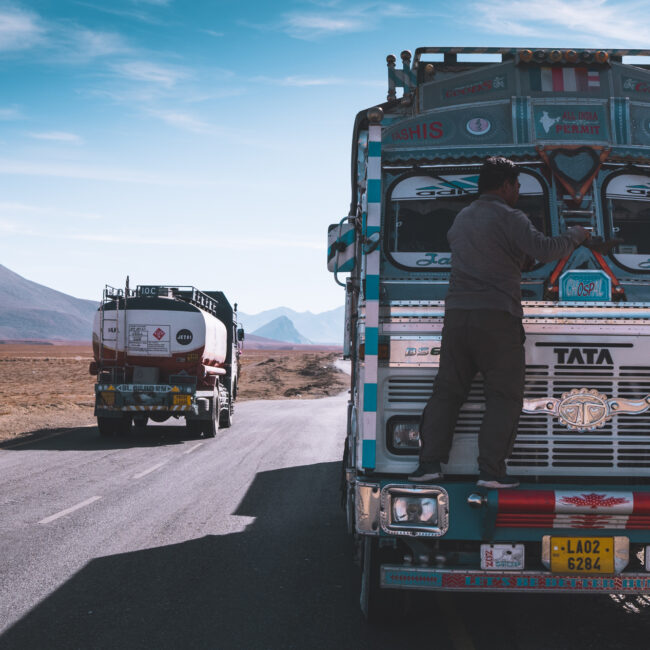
{"left": 478, "top": 156, "right": 520, "bottom": 194}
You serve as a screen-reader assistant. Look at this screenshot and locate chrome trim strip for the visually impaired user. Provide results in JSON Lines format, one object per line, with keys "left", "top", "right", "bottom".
{"left": 355, "top": 482, "right": 381, "bottom": 536}
{"left": 523, "top": 388, "right": 650, "bottom": 431}
{"left": 380, "top": 565, "right": 649, "bottom": 593}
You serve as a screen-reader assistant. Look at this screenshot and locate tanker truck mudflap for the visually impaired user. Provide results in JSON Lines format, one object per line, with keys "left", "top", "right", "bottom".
{"left": 91, "top": 283, "right": 242, "bottom": 438}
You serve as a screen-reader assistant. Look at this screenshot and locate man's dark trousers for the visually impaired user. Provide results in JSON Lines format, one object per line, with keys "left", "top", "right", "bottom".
{"left": 419, "top": 309, "right": 525, "bottom": 478}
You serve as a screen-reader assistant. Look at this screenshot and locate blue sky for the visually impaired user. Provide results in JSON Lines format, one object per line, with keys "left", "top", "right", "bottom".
{"left": 1, "top": 0, "right": 649, "bottom": 313}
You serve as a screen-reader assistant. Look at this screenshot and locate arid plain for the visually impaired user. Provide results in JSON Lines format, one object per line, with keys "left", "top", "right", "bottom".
{"left": 0, "top": 344, "right": 348, "bottom": 442}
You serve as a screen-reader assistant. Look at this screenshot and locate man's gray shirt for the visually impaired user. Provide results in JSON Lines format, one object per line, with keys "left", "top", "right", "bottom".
{"left": 446, "top": 193, "right": 583, "bottom": 318}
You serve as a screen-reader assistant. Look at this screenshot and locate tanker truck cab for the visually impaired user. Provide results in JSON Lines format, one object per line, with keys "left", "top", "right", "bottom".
{"left": 91, "top": 284, "right": 242, "bottom": 438}
{"left": 328, "top": 47, "right": 650, "bottom": 621}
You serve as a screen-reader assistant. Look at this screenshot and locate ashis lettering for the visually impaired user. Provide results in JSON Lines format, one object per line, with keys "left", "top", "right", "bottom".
{"left": 391, "top": 121, "right": 443, "bottom": 142}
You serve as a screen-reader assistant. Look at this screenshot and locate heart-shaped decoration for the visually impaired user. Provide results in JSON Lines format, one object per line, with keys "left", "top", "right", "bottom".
{"left": 544, "top": 146, "right": 604, "bottom": 200}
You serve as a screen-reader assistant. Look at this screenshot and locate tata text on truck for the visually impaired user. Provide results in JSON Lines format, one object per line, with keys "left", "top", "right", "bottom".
{"left": 90, "top": 283, "right": 243, "bottom": 437}
{"left": 327, "top": 47, "right": 650, "bottom": 619}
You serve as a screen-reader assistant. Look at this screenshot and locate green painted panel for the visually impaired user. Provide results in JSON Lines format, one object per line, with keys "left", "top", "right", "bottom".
{"left": 420, "top": 62, "right": 514, "bottom": 109}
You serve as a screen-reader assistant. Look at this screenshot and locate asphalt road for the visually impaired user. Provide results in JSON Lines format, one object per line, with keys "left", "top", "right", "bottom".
{"left": 2, "top": 394, "right": 650, "bottom": 649}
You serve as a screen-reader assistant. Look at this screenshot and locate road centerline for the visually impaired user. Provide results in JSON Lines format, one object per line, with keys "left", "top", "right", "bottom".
{"left": 132, "top": 461, "right": 168, "bottom": 479}
{"left": 183, "top": 443, "right": 203, "bottom": 455}
{"left": 38, "top": 496, "right": 102, "bottom": 524}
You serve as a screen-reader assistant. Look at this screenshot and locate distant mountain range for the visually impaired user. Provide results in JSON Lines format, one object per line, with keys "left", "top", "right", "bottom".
{"left": 238, "top": 306, "right": 344, "bottom": 345}
{"left": 0, "top": 264, "right": 344, "bottom": 345}
{"left": 252, "top": 316, "right": 312, "bottom": 345}
{"left": 0, "top": 264, "right": 98, "bottom": 341}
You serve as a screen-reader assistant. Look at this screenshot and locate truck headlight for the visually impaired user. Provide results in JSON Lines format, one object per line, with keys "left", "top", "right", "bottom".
{"left": 381, "top": 485, "right": 449, "bottom": 537}
{"left": 387, "top": 416, "right": 420, "bottom": 454}
{"left": 393, "top": 496, "right": 437, "bottom": 525}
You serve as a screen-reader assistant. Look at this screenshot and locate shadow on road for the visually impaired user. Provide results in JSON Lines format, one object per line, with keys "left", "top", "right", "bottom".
{"left": 0, "top": 461, "right": 442, "bottom": 650}
{"left": 3, "top": 459, "right": 650, "bottom": 649}
{"left": 0, "top": 424, "right": 195, "bottom": 451}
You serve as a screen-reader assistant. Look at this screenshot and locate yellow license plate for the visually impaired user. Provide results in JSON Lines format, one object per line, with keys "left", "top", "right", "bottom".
{"left": 550, "top": 537, "right": 614, "bottom": 574}
{"left": 173, "top": 394, "right": 191, "bottom": 406}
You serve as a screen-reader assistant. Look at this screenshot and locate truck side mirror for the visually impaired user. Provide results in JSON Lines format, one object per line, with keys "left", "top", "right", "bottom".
{"left": 328, "top": 221, "right": 356, "bottom": 273}
{"left": 237, "top": 328, "right": 245, "bottom": 341}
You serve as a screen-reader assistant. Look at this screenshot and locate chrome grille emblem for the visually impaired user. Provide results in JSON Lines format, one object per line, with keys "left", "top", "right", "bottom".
{"left": 557, "top": 389, "right": 609, "bottom": 430}
{"left": 523, "top": 388, "right": 650, "bottom": 432}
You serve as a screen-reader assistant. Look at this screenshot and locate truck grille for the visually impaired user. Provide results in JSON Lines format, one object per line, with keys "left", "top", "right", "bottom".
{"left": 386, "top": 365, "right": 650, "bottom": 476}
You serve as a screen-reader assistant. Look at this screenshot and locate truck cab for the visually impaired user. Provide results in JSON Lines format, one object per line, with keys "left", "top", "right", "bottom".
{"left": 328, "top": 47, "right": 650, "bottom": 619}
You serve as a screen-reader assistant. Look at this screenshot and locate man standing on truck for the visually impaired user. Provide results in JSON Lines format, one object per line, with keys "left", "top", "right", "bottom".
{"left": 409, "top": 156, "right": 590, "bottom": 488}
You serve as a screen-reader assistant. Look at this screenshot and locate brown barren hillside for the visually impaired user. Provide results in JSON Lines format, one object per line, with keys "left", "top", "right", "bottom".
{"left": 0, "top": 344, "right": 348, "bottom": 442}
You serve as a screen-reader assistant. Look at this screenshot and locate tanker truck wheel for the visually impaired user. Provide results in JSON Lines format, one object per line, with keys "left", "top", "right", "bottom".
{"left": 218, "top": 395, "right": 233, "bottom": 428}
{"left": 202, "top": 396, "right": 219, "bottom": 438}
{"left": 97, "top": 417, "right": 117, "bottom": 437}
{"left": 186, "top": 419, "right": 202, "bottom": 438}
{"left": 114, "top": 414, "right": 133, "bottom": 436}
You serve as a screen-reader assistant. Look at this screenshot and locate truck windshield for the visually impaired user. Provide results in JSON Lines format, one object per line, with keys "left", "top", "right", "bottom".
{"left": 385, "top": 170, "right": 548, "bottom": 270}
{"left": 604, "top": 172, "right": 650, "bottom": 271}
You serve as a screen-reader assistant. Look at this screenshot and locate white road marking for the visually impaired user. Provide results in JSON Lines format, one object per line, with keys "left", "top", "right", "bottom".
{"left": 39, "top": 496, "right": 102, "bottom": 524}
{"left": 184, "top": 443, "right": 203, "bottom": 455}
{"left": 132, "top": 461, "right": 167, "bottom": 479}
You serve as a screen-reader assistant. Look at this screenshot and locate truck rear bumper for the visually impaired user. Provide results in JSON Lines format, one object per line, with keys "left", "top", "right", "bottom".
{"left": 381, "top": 565, "right": 650, "bottom": 594}
{"left": 96, "top": 404, "right": 193, "bottom": 413}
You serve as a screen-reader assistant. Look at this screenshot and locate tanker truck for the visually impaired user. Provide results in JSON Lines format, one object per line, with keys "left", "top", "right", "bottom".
{"left": 89, "top": 283, "right": 243, "bottom": 438}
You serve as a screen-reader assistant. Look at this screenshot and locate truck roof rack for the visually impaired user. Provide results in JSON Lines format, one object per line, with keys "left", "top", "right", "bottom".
{"left": 412, "top": 47, "right": 650, "bottom": 68}
{"left": 135, "top": 285, "right": 220, "bottom": 318}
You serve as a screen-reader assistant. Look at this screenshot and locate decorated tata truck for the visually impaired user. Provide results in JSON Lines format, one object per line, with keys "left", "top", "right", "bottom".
{"left": 327, "top": 47, "right": 650, "bottom": 620}
{"left": 90, "top": 283, "right": 243, "bottom": 437}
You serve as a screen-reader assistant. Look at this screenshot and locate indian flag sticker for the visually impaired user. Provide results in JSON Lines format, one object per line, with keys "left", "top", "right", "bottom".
{"left": 466, "top": 117, "right": 491, "bottom": 135}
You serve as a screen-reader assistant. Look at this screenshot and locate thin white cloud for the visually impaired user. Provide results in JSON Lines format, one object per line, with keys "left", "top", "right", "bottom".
{"left": 283, "top": 14, "right": 368, "bottom": 39}
{"left": 0, "top": 107, "right": 23, "bottom": 120}
{"left": 253, "top": 75, "right": 383, "bottom": 88}
{"left": 28, "top": 131, "right": 83, "bottom": 143}
{"left": 470, "top": 0, "right": 650, "bottom": 46}
{"left": 0, "top": 7, "right": 45, "bottom": 51}
{"left": 0, "top": 157, "right": 210, "bottom": 186}
{"left": 263, "top": 75, "right": 345, "bottom": 86}
{"left": 112, "top": 60, "right": 189, "bottom": 87}
{"left": 0, "top": 217, "right": 322, "bottom": 250}
{"left": 146, "top": 109, "right": 216, "bottom": 133}
{"left": 202, "top": 29, "right": 224, "bottom": 37}
{"left": 0, "top": 202, "right": 102, "bottom": 220}
{"left": 275, "top": 3, "right": 448, "bottom": 39}
{"left": 64, "top": 28, "right": 131, "bottom": 58}
{"left": 132, "top": 0, "right": 173, "bottom": 5}
{"left": 68, "top": 233, "right": 323, "bottom": 250}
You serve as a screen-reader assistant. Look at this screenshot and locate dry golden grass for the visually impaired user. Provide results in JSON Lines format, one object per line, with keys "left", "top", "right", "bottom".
{"left": 0, "top": 344, "right": 348, "bottom": 441}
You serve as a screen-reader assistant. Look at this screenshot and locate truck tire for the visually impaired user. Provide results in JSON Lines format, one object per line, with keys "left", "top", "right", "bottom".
{"left": 218, "top": 395, "right": 233, "bottom": 428}
{"left": 359, "top": 537, "right": 404, "bottom": 623}
{"left": 114, "top": 414, "right": 133, "bottom": 436}
{"left": 186, "top": 419, "right": 202, "bottom": 438}
{"left": 202, "top": 395, "right": 219, "bottom": 438}
{"left": 97, "top": 417, "right": 117, "bottom": 437}
{"left": 133, "top": 416, "right": 148, "bottom": 432}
